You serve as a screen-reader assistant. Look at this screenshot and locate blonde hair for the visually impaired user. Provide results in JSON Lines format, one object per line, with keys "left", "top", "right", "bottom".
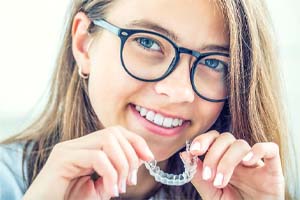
{"left": 219, "top": 1, "right": 297, "bottom": 197}
{"left": 3, "top": 0, "right": 297, "bottom": 198}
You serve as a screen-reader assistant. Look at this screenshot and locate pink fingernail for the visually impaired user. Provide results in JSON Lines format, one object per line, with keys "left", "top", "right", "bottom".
{"left": 190, "top": 142, "right": 201, "bottom": 152}
{"left": 120, "top": 178, "right": 126, "bottom": 193}
{"left": 202, "top": 166, "right": 212, "bottom": 180}
{"left": 243, "top": 152, "right": 253, "bottom": 162}
{"left": 113, "top": 184, "right": 119, "bottom": 197}
{"left": 146, "top": 148, "right": 155, "bottom": 160}
{"left": 213, "top": 173, "right": 223, "bottom": 187}
{"left": 130, "top": 169, "right": 138, "bottom": 185}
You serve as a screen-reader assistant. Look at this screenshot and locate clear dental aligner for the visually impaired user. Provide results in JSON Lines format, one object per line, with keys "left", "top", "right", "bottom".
{"left": 144, "top": 141, "right": 198, "bottom": 186}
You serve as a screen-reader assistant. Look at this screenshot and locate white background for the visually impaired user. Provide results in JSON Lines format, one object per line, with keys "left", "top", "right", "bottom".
{"left": 0, "top": 0, "right": 299, "bottom": 193}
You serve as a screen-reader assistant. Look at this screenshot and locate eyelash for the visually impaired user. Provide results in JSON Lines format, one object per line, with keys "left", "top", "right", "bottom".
{"left": 198, "top": 58, "right": 228, "bottom": 73}
{"left": 135, "top": 37, "right": 162, "bottom": 52}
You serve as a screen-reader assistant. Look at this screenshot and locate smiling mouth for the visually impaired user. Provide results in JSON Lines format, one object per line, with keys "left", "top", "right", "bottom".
{"left": 133, "top": 104, "right": 187, "bottom": 129}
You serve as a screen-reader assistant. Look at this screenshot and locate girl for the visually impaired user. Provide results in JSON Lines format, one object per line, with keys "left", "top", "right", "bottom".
{"left": 0, "top": 0, "right": 296, "bottom": 199}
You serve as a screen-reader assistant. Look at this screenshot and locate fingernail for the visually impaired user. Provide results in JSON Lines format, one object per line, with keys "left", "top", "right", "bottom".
{"left": 179, "top": 152, "right": 188, "bottom": 162}
{"left": 120, "top": 178, "right": 126, "bottom": 193}
{"left": 146, "top": 148, "right": 155, "bottom": 160}
{"left": 113, "top": 184, "right": 119, "bottom": 197}
{"left": 190, "top": 142, "right": 201, "bottom": 152}
{"left": 242, "top": 152, "right": 253, "bottom": 162}
{"left": 202, "top": 166, "right": 212, "bottom": 180}
{"left": 213, "top": 173, "right": 224, "bottom": 187}
{"left": 130, "top": 169, "right": 138, "bottom": 185}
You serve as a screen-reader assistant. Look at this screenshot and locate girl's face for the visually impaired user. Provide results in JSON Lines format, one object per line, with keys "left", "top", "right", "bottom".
{"left": 86, "top": 0, "right": 229, "bottom": 161}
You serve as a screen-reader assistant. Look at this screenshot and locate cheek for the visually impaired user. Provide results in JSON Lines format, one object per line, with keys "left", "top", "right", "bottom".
{"left": 194, "top": 100, "right": 224, "bottom": 132}
{"left": 87, "top": 39, "right": 146, "bottom": 125}
{"left": 202, "top": 102, "right": 224, "bottom": 117}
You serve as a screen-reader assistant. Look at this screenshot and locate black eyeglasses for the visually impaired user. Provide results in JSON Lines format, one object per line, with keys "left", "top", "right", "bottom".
{"left": 92, "top": 19, "right": 230, "bottom": 102}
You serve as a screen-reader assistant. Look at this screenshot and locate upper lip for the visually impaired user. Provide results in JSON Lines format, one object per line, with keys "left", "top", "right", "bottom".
{"left": 133, "top": 103, "right": 190, "bottom": 121}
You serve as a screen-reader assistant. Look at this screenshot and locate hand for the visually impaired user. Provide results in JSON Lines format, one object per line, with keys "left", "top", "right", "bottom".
{"left": 184, "top": 130, "right": 285, "bottom": 200}
{"left": 23, "top": 126, "right": 154, "bottom": 200}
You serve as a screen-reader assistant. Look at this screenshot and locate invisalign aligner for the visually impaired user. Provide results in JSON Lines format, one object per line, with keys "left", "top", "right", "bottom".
{"left": 144, "top": 141, "right": 198, "bottom": 186}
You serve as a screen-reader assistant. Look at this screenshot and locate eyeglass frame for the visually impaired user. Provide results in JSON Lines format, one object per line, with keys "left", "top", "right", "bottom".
{"left": 92, "top": 19, "right": 230, "bottom": 103}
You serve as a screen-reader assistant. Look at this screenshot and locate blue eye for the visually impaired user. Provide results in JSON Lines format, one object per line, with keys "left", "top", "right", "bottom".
{"left": 199, "top": 58, "right": 227, "bottom": 72}
{"left": 136, "top": 37, "right": 161, "bottom": 51}
{"left": 205, "top": 59, "right": 220, "bottom": 68}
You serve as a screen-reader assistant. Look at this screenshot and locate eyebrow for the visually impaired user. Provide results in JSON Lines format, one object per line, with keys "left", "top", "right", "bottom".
{"left": 126, "top": 19, "right": 180, "bottom": 42}
{"left": 200, "top": 44, "right": 230, "bottom": 53}
{"left": 125, "top": 19, "right": 230, "bottom": 53}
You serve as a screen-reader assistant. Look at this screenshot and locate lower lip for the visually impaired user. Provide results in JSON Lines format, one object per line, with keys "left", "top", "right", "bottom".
{"left": 130, "top": 104, "right": 190, "bottom": 137}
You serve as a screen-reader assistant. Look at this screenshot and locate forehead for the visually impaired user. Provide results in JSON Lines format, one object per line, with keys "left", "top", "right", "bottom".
{"left": 106, "top": 0, "right": 229, "bottom": 49}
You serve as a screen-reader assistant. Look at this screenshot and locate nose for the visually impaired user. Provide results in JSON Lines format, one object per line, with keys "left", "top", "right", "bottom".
{"left": 154, "top": 55, "right": 195, "bottom": 103}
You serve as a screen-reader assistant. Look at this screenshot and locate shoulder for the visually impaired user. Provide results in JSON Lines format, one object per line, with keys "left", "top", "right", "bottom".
{"left": 0, "top": 142, "right": 29, "bottom": 199}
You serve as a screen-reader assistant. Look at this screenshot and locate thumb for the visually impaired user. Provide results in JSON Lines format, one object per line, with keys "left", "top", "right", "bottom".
{"left": 180, "top": 152, "right": 218, "bottom": 199}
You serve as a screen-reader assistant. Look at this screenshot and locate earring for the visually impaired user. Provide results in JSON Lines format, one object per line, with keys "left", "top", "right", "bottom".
{"left": 78, "top": 65, "right": 89, "bottom": 79}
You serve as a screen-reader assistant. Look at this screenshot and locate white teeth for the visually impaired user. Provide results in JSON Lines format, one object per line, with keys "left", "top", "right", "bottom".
{"left": 146, "top": 111, "right": 155, "bottom": 122}
{"left": 136, "top": 105, "right": 141, "bottom": 111}
{"left": 135, "top": 105, "right": 185, "bottom": 128}
{"left": 140, "top": 107, "right": 148, "bottom": 117}
{"left": 178, "top": 119, "right": 183, "bottom": 126}
{"left": 163, "top": 118, "right": 173, "bottom": 128}
{"left": 172, "top": 118, "right": 179, "bottom": 127}
{"left": 154, "top": 114, "right": 164, "bottom": 126}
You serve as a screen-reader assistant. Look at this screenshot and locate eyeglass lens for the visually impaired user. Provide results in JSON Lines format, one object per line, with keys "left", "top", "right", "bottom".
{"left": 122, "top": 32, "right": 229, "bottom": 101}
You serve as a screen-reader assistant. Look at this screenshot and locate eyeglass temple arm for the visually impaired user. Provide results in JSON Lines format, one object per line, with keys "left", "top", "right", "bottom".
{"left": 92, "top": 19, "right": 120, "bottom": 36}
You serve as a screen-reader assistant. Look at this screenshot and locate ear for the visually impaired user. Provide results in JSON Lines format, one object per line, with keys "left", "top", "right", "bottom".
{"left": 72, "top": 12, "right": 93, "bottom": 75}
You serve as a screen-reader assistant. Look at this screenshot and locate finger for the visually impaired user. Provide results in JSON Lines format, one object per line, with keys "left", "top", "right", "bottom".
{"left": 64, "top": 176, "right": 91, "bottom": 200}
{"left": 66, "top": 176, "right": 96, "bottom": 200}
{"left": 242, "top": 142, "right": 282, "bottom": 174}
{"left": 61, "top": 128, "right": 135, "bottom": 194}
{"left": 242, "top": 153, "right": 265, "bottom": 168}
{"left": 63, "top": 126, "right": 154, "bottom": 161}
{"left": 114, "top": 132, "right": 140, "bottom": 186}
{"left": 95, "top": 178, "right": 111, "bottom": 200}
{"left": 60, "top": 127, "right": 120, "bottom": 150}
{"left": 101, "top": 133, "right": 130, "bottom": 194}
{"left": 57, "top": 149, "right": 120, "bottom": 197}
{"left": 180, "top": 152, "right": 219, "bottom": 200}
{"left": 213, "top": 139, "right": 251, "bottom": 188}
{"left": 201, "top": 132, "right": 236, "bottom": 182}
{"left": 121, "top": 127, "right": 154, "bottom": 161}
{"left": 189, "top": 130, "right": 220, "bottom": 155}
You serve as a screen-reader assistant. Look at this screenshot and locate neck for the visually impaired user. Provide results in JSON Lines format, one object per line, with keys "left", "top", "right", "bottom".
{"left": 118, "top": 160, "right": 168, "bottom": 200}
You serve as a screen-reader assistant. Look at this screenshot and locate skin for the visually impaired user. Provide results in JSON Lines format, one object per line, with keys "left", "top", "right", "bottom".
{"left": 87, "top": 0, "right": 226, "bottom": 164}
{"left": 23, "top": 0, "right": 285, "bottom": 199}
